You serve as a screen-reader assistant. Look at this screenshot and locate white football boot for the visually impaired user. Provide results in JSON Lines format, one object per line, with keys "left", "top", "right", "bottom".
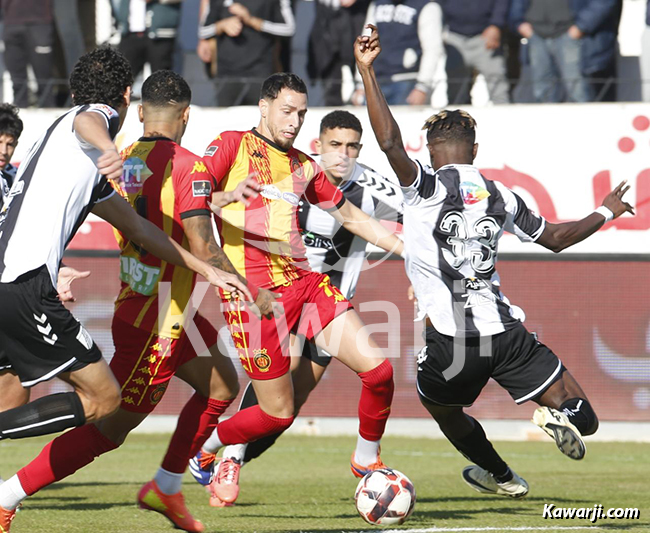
{"left": 532, "top": 406, "right": 586, "bottom": 460}
{"left": 462, "top": 465, "right": 529, "bottom": 498}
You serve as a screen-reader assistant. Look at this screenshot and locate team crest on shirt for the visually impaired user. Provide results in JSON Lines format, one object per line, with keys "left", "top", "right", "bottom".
{"left": 289, "top": 155, "right": 304, "bottom": 178}
{"left": 150, "top": 383, "right": 168, "bottom": 405}
{"left": 253, "top": 349, "right": 271, "bottom": 372}
{"left": 123, "top": 157, "right": 153, "bottom": 194}
{"left": 460, "top": 181, "right": 490, "bottom": 205}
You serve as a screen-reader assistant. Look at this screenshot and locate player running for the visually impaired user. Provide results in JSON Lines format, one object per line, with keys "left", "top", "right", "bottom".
{"left": 191, "top": 73, "right": 403, "bottom": 508}
{"left": 0, "top": 59, "right": 251, "bottom": 532}
{"left": 355, "top": 25, "right": 634, "bottom": 498}
{"left": 189, "top": 110, "right": 404, "bottom": 502}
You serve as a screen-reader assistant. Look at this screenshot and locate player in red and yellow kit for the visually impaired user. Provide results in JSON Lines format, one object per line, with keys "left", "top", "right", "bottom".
{"left": 194, "top": 73, "right": 404, "bottom": 506}
{"left": 6, "top": 71, "right": 261, "bottom": 533}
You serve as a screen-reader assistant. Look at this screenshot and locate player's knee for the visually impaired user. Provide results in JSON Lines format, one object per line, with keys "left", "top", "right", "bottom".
{"left": 260, "top": 408, "right": 295, "bottom": 432}
{"left": 359, "top": 359, "right": 394, "bottom": 392}
{"left": 83, "top": 384, "right": 121, "bottom": 422}
{"left": 561, "top": 398, "right": 598, "bottom": 436}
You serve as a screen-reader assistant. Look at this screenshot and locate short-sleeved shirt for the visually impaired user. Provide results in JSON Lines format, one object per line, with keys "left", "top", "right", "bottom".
{"left": 114, "top": 137, "right": 215, "bottom": 339}
{"left": 0, "top": 104, "right": 119, "bottom": 288}
{"left": 401, "top": 162, "right": 545, "bottom": 337}
{"left": 204, "top": 128, "right": 345, "bottom": 290}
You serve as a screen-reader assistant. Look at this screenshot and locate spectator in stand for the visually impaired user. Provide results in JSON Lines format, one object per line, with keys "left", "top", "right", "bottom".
{"left": 307, "top": 0, "right": 371, "bottom": 107}
{"left": 2, "top": 0, "right": 56, "bottom": 107}
{"left": 352, "top": 0, "right": 444, "bottom": 106}
{"left": 437, "top": 0, "right": 510, "bottom": 106}
{"left": 115, "top": 0, "right": 183, "bottom": 77}
{"left": 197, "top": 0, "right": 295, "bottom": 106}
{"left": 0, "top": 104, "right": 22, "bottom": 209}
{"left": 510, "top": 0, "right": 619, "bottom": 103}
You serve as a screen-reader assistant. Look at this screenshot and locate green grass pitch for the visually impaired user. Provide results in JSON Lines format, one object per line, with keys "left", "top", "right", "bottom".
{"left": 1, "top": 434, "right": 648, "bottom": 532}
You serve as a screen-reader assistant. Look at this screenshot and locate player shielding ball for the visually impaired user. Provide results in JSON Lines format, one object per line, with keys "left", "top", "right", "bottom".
{"left": 355, "top": 24, "right": 634, "bottom": 497}
{"left": 0, "top": 54, "right": 251, "bottom": 532}
{"left": 191, "top": 73, "right": 403, "bottom": 508}
{"left": 190, "top": 110, "right": 404, "bottom": 500}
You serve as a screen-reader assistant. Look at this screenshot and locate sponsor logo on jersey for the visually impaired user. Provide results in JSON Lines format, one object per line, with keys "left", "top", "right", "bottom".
{"left": 191, "top": 161, "right": 208, "bottom": 174}
{"left": 192, "top": 180, "right": 212, "bottom": 197}
{"left": 253, "top": 348, "right": 271, "bottom": 372}
{"left": 260, "top": 184, "right": 283, "bottom": 201}
{"left": 205, "top": 145, "right": 218, "bottom": 157}
{"left": 282, "top": 192, "right": 300, "bottom": 205}
{"left": 119, "top": 256, "right": 161, "bottom": 295}
{"left": 460, "top": 181, "right": 490, "bottom": 205}
{"left": 123, "top": 157, "right": 153, "bottom": 194}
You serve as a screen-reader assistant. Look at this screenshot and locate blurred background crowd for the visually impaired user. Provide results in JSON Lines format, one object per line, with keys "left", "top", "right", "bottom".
{"left": 0, "top": 0, "right": 648, "bottom": 108}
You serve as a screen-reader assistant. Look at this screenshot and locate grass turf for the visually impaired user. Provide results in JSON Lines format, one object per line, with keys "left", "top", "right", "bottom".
{"left": 1, "top": 434, "right": 648, "bottom": 532}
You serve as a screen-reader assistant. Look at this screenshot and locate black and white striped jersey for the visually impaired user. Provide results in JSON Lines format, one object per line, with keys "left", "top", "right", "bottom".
{"left": 298, "top": 159, "right": 403, "bottom": 299}
{"left": 0, "top": 104, "right": 119, "bottom": 287}
{"left": 402, "top": 161, "right": 545, "bottom": 337}
{"left": 0, "top": 163, "right": 17, "bottom": 209}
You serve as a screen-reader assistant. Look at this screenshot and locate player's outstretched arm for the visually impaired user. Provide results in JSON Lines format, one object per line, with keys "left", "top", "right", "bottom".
{"left": 537, "top": 180, "right": 634, "bottom": 253}
{"left": 332, "top": 199, "right": 404, "bottom": 257}
{"left": 92, "top": 194, "right": 253, "bottom": 300}
{"left": 355, "top": 24, "right": 418, "bottom": 187}
{"left": 182, "top": 214, "right": 282, "bottom": 319}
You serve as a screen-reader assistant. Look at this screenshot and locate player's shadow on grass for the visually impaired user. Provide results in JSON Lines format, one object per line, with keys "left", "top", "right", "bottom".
{"left": 27, "top": 501, "right": 134, "bottom": 511}
{"left": 415, "top": 495, "right": 593, "bottom": 504}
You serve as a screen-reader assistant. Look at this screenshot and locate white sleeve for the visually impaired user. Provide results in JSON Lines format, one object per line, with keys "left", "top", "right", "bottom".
{"left": 260, "top": 0, "right": 296, "bottom": 37}
{"left": 499, "top": 183, "right": 546, "bottom": 242}
{"left": 415, "top": 2, "right": 444, "bottom": 95}
{"left": 400, "top": 160, "right": 436, "bottom": 206}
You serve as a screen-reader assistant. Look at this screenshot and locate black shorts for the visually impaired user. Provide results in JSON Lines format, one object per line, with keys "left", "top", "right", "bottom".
{"left": 300, "top": 339, "right": 333, "bottom": 368}
{"left": 0, "top": 266, "right": 102, "bottom": 387}
{"left": 416, "top": 322, "right": 564, "bottom": 407}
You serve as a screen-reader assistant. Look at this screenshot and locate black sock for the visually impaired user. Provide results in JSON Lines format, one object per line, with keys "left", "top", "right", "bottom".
{"left": 560, "top": 398, "right": 598, "bottom": 436}
{"left": 0, "top": 392, "right": 85, "bottom": 440}
{"left": 238, "top": 382, "right": 284, "bottom": 463}
{"left": 447, "top": 417, "right": 509, "bottom": 479}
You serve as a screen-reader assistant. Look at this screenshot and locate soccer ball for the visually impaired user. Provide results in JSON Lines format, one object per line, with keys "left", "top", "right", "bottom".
{"left": 354, "top": 468, "right": 416, "bottom": 526}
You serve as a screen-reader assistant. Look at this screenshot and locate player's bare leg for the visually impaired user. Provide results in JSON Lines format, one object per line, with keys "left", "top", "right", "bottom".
{"left": 532, "top": 370, "right": 598, "bottom": 460}
{"left": 419, "top": 400, "right": 528, "bottom": 498}
{"left": 315, "top": 310, "right": 394, "bottom": 477}
{"left": 0, "top": 371, "right": 29, "bottom": 412}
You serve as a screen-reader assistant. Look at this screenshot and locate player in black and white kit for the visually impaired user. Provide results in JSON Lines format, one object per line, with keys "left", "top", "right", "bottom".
{"left": 0, "top": 46, "right": 252, "bottom": 453}
{"left": 356, "top": 25, "right": 634, "bottom": 498}
{"left": 189, "top": 110, "right": 404, "bottom": 500}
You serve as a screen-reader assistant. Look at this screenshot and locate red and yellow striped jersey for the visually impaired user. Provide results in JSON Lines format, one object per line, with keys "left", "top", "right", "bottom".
{"left": 114, "top": 137, "right": 215, "bottom": 338}
{"left": 204, "top": 129, "right": 345, "bottom": 290}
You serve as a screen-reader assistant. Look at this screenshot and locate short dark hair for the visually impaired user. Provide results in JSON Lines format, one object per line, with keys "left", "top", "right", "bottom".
{"left": 142, "top": 70, "right": 192, "bottom": 107}
{"left": 260, "top": 73, "right": 307, "bottom": 101}
{"left": 422, "top": 109, "right": 476, "bottom": 145}
{"left": 70, "top": 45, "right": 134, "bottom": 110}
{"left": 320, "top": 110, "right": 362, "bottom": 136}
{"left": 0, "top": 104, "right": 23, "bottom": 141}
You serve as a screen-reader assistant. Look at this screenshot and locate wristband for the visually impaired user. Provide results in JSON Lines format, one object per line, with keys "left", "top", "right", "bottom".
{"left": 595, "top": 205, "right": 614, "bottom": 223}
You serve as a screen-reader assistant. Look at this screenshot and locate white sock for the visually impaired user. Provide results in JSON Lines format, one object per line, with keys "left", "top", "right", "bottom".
{"left": 154, "top": 468, "right": 183, "bottom": 496}
{"left": 354, "top": 436, "right": 380, "bottom": 466}
{"left": 223, "top": 444, "right": 247, "bottom": 463}
{"left": 0, "top": 475, "right": 27, "bottom": 510}
{"left": 202, "top": 428, "right": 224, "bottom": 454}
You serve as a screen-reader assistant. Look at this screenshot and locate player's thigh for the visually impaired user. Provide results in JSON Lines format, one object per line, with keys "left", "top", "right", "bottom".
{"left": 535, "top": 369, "right": 590, "bottom": 409}
{"left": 0, "top": 370, "right": 30, "bottom": 411}
{"left": 250, "top": 372, "right": 294, "bottom": 419}
{"left": 176, "top": 341, "right": 240, "bottom": 400}
{"left": 315, "top": 309, "right": 385, "bottom": 374}
{"left": 93, "top": 407, "right": 150, "bottom": 446}
{"left": 59, "top": 358, "right": 121, "bottom": 421}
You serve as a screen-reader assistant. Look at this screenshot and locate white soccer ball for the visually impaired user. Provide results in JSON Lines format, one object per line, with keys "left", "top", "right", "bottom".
{"left": 354, "top": 468, "right": 416, "bottom": 526}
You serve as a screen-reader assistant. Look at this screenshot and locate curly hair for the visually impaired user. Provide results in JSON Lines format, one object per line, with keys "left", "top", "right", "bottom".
{"left": 320, "top": 110, "right": 362, "bottom": 136}
{"left": 422, "top": 109, "right": 476, "bottom": 145}
{"left": 70, "top": 45, "right": 133, "bottom": 110}
{"left": 0, "top": 103, "right": 23, "bottom": 140}
{"left": 260, "top": 73, "right": 307, "bottom": 101}
{"left": 142, "top": 70, "right": 192, "bottom": 107}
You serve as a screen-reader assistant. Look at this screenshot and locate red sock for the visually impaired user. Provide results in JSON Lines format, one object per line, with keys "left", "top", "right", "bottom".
{"left": 161, "top": 393, "right": 232, "bottom": 473}
{"left": 358, "top": 359, "right": 394, "bottom": 441}
{"left": 216, "top": 405, "right": 294, "bottom": 446}
{"left": 17, "top": 424, "right": 118, "bottom": 496}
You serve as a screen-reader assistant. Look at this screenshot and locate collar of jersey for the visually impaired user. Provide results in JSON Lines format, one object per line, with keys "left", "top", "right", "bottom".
{"left": 251, "top": 128, "right": 288, "bottom": 153}
{"left": 138, "top": 135, "right": 174, "bottom": 143}
{"left": 436, "top": 163, "right": 478, "bottom": 173}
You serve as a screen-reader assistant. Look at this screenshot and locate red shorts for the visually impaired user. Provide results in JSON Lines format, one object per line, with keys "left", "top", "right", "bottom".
{"left": 222, "top": 272, "right": 353, "bottom": 380}
{"left": 110, "top": 313, "right": 219, "bottom": 413}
